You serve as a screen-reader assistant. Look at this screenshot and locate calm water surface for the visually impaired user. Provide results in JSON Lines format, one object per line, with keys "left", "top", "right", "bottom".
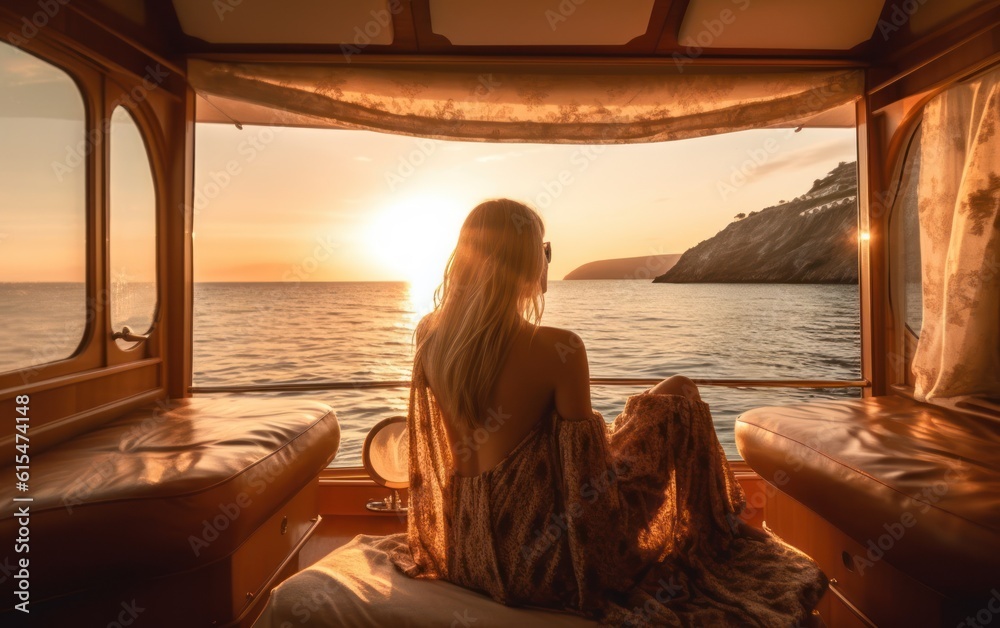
{"left": 191, "top": 280, "right": 861, "bottom": 465}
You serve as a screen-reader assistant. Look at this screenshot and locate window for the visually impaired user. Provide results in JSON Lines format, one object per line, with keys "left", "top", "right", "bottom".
{"left": 192, "top": 123, "right": 861, "bottom": 466}
{"left": 108, "top": 106, "right": 158, "bottom": 349}
{"left": 894, "top": 125, "right": 923, "bottom": 337}
{"left": 0, "top": 42, "right": 87, "bottom": 373}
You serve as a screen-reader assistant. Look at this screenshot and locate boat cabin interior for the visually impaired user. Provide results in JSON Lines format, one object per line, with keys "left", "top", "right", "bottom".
{"left": 1, "top": 0, "right": 998, "bottom": 626}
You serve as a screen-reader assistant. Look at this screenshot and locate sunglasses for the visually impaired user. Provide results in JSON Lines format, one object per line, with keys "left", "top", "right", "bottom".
{"left": 543, "top": 241, "right": 551, "bottom": 263}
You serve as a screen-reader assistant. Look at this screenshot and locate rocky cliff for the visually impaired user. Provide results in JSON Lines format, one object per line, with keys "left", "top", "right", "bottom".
{"left": 654, "top": 161, "right": 859, "bottom": 284}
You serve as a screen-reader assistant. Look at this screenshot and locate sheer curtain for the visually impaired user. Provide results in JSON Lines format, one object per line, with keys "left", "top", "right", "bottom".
{"left": 187, "top": 59, "right": 861, "bottom": 143}
{"left": 911, "top": 64, "right": 1000, "bottom": 416}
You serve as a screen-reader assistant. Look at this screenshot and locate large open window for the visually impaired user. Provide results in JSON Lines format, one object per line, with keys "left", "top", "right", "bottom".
{"left": 191, "top": 122, "right": 861, "bottom": 465}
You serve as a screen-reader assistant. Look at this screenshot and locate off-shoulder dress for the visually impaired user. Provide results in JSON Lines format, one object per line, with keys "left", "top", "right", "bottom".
{"left": 389, "top": 359, "right": 828, "bottom": 627}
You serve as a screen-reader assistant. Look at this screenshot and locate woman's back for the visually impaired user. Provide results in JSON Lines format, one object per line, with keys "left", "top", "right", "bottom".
{"left": 422, "top": 323, "right": 590, "bottom": 477}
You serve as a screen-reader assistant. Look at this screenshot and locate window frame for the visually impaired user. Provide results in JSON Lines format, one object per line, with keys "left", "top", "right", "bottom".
{"left": 0, "top": 38, "right": 102, "bottom": 389}
{"left": 887, "top": 122, "right": 924, "bottom": 341}
{"left": 0, "top": 35, "right": 170, "bottom": 388}
{"left": 104, "top": 80, "right": 165, "bottom": 368}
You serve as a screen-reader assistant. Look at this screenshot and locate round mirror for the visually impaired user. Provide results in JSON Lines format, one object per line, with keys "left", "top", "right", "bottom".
{"left": 362, "top": 416, "right": 409, "bottom": 490}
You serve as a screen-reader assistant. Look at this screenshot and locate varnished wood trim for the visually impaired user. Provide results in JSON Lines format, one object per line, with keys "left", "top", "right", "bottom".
{"left": 856, "top": 96, "right": 888, "bottom": 397}
{"left": 317, "top": 467, "right": 764, "bottom": 519}
{"left": 653, "top": 0, "right": 690, "bottom": 52}
{"left": 321, "top": 464, "right": 759, "bottom": 481}
{"left": 869, "top": 1, "right": 1000, "bottom": 85}
{"left": 184, "top": 51, "right": 867, "bottom": 69}
{"left": 64, "top": 1, "right": 185, "bottom": 76}
{"left": 101, "top": 63, "right": 171, "bottom": 366}
{"left": 165, "top": 79, "right": 196, "bottom": 398}
{"left": 0, "top": 386, "right": 163, "bottom": 453}
{"left": 870, "top": 17, "right": 1000, "bottom": 94}
{"left": 0, "top": 1, "right": 184, "bottom": 95}
{"left": 390, "top": 0, "right": 419, "bottom": 50}
{"left": 870, "top": 25, "right": 1000, "bottom": 111}
{"left": 321, "top": 467, "right": 372, "bottom": 481}
{"left": 626, "top": 0, "right": 676, "bottom": 54}
{"left": 0, "top": 358, "right": 162, "bottom": 400}
{"left": 727, "top": 460, "right": 758, "bottom": 477}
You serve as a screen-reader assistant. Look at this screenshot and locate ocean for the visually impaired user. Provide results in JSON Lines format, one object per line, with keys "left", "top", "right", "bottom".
{"left": 193, "top": 280, "right": 861, "bottom": 465}
{"left": 0, "top": 281, "right": 862, "bottom": 466}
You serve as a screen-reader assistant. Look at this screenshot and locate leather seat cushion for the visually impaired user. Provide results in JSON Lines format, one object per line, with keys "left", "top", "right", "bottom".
{"left": 736, "top": 395, "right": 999, "bottom": 598}
{"left": 0, "top": 396, "right": 339, "bottom": 604}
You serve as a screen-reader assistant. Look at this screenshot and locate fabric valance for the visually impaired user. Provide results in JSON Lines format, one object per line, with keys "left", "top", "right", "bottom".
{"left": 188, "top": 59, "right": 862, "bottom": 143}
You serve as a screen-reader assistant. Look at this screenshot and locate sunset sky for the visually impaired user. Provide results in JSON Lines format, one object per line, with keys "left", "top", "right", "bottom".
{"left": 191, "top": 123, "right": 857, "bottom": 292}
{"left": 1, "top": 31, "right": 857, "bottom": 292}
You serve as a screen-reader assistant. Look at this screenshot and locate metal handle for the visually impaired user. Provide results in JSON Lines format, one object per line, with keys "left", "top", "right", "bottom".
{"left": 112, "top": 325, "right": 149, "bottom": 343}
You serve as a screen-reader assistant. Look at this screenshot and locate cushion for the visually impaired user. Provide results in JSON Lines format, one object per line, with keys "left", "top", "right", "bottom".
{"left": 0, "top": 396, "right": 339, "bottom": 605}
{"left": 253, "top": 534, "right": 597, "bottom": 627}
{"left": 736, "top": 394, "right": 1000, "bottom": 598}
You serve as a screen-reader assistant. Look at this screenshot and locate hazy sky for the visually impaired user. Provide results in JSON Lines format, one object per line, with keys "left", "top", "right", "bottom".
{"left": 191, "top": 123, "right": 857, "bottom": 294}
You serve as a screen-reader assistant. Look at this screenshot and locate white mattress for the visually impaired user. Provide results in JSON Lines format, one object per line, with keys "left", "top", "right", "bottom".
{"left": 253, "top": 533, "right": 598, "bottom": 627}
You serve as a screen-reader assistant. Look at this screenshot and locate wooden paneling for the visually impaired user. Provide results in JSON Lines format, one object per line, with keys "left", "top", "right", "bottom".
{"left": 230, "top": 481, "right": 320, "bottom": 623}
{"left": 869, "top": 15, "right": 1000, "bottom": 111}
{"left": 767, "top": 490, "right": 945, "bottom": 628}
{"left": 20, "top": 478, "right": 322, "bottom": 627}
{"left": 317, "top": 472, "right": 766, "bottom": 524}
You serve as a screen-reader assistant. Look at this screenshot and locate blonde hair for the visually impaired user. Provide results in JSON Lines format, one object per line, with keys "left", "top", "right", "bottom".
{"left": 415, "top": 199, "right": 546, "bottom": 430}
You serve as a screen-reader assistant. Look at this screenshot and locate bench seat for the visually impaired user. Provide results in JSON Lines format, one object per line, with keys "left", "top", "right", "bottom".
{"left": 0, "top": 395, "right": 339, "bottom": 623}
{"left": 736, "top": 394, "right": 1000, "bottom": 599}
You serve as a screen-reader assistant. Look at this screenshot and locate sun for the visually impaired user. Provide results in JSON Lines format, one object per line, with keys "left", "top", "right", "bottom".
{"left": 367, "top": 196, "right": 463, "bottom": 314}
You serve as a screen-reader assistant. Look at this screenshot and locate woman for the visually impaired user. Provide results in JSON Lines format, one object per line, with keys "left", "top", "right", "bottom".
{"left": 390, "top": 199, "right": 827, "bottom": 626}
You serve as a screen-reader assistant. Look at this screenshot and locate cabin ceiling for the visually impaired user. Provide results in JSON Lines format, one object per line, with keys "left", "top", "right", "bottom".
{"left": 679, "top": 0, "right": 885, "bottom": 50}
{"left": 77, "top": 0, "right": 997, "bottom": 62}
{"left": 428, "top": 0, "right": 658, "bottom": 46}
{"left": 170, "top": 0, "right": 397, "bottom": 45}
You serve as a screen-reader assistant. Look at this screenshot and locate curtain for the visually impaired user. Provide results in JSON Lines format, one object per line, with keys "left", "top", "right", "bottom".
{"left": 187, "top": 59, "right": 861, "bottom": 143}
{"left": 911, "top": 64, "right": 1000, "bottom": 416}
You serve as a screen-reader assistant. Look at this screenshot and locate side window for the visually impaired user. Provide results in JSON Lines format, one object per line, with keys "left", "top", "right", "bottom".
{"left": 109, "top": 106, "right": 158, "bottom": 349}
{"left": 0, "top": 42, "right": 87, "bottom": 373}
{"left": 897, "top": 125, "right": 923, "bottom": 336}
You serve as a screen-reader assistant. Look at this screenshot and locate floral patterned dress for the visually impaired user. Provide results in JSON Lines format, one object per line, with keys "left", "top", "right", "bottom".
{"left": 390, "top": 359, "right": 828, "bottom": 626}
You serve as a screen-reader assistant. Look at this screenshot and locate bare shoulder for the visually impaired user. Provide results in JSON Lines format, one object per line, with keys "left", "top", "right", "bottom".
{"left": 528, "top": 325, "right": 588, "bottom": 369}
{"left": 530, "top": 326, "right": 587, "bottom": 380}
{"left": 529, "top": 326, "right": 592, "bottom": 419}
